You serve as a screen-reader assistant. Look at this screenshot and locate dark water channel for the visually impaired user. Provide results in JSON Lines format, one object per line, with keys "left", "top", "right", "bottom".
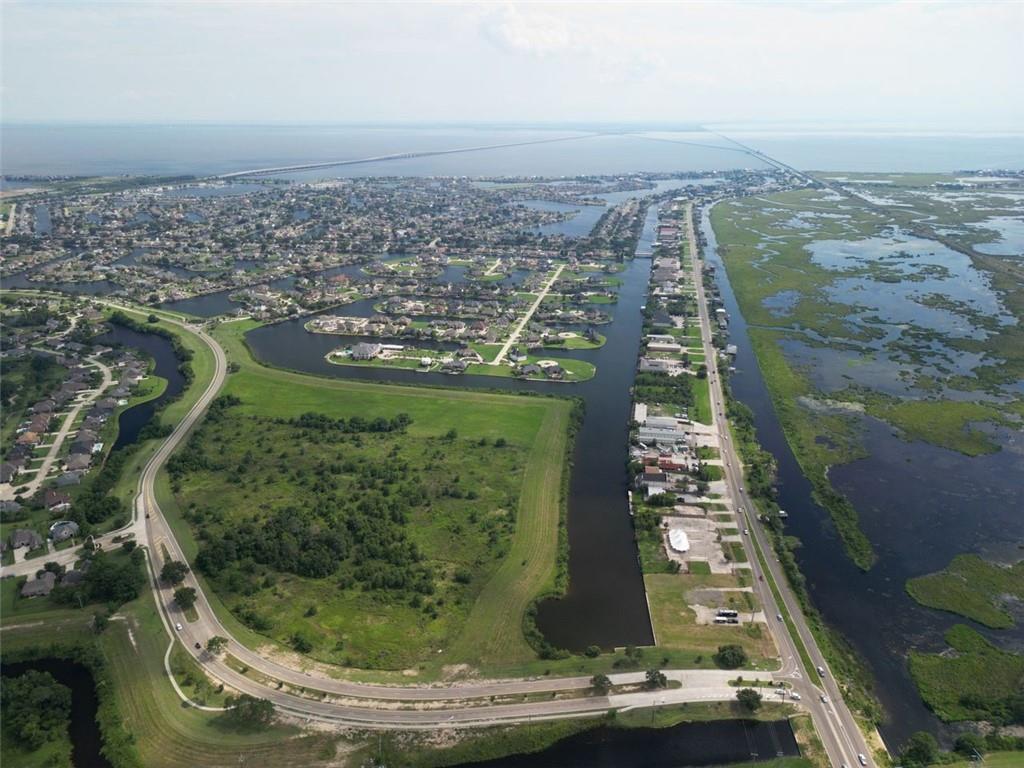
{"left": 458, "top": 719, "right": 799, "bottom": 768}
{"left": 701, "top": 206, "right": 1024, "bottom": 747}
{"left": 246, "top": 204, "right": 666, "bottom": 650}
{"left": 95, "top": 324, "right": 187, "bottom": 451}
{"left": 1, "top": 658, "right": 112, "bottom": 768}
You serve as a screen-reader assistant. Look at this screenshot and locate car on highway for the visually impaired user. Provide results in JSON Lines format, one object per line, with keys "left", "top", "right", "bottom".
{"left": 820, "top": 694, "right": 830, "bottom": 704}
{"left": 776, "top": 613, "right": 783, "bottom": 622}
{"left": 817, "top": 665, "right": 826, "bottom": 676}
{"left": 743, "top": 528, "right": 749, "bottom": 535}
{"left": 858, "top": 755, "right": 867, "bottom": 766}
{"left": 175, "top": 623, "right": 183, "bottom": 631}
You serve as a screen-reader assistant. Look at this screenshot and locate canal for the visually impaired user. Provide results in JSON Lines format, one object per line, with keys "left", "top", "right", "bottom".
{"left": 95, "top": 323, "right": 187, "bottom": 451}
{"left": 245, "top": 201, "right": 668, "bottom": 651}
{"left": 1, "top": 658, "right": 112, "bottom": 768}
{"left": 459, "top": 718, "right": 800, "bottom": 768}
{"left": 697, "top": 204, "right": 1015, "bottom": 746}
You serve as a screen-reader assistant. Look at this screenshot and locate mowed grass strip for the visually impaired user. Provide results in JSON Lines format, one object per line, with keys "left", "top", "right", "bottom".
{"left": 451, "top": 401, "right": 570, "bottom": 667}
{"left": 102, "top": 594, "right": 336, "bottom": 768}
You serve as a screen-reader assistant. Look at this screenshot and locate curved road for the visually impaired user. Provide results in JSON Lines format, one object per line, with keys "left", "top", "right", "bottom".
{"left": 23, "top": 289, "right": 876, "bottom": 754}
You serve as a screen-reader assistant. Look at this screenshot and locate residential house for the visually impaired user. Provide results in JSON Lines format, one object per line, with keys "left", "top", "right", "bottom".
{"left": 10, "top": 528, "right": 43, "bottom": 550}
{"left": 49, "top": 520, "right": 80, "bottom": 543}
{"left": 21, "top": 571, "right": 56, "bottom": 598}
{"left": 43, "top": 489, "right": 72, "bottom": 512}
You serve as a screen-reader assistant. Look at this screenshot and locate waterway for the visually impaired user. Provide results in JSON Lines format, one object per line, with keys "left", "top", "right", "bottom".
{"left": 247, "top": 200, "right": 668, "bottom": 650}
{"left": 95, "top": 324, "right": 187, "bottom": 451}
{"left": 700, "top": 206, "right": 1024, "bottom": 747}
{"left": 1, "top": 658, "right": 112, "bottom": 768}
{"left": 459, "top": 718, "right": 799, "bottom": 768}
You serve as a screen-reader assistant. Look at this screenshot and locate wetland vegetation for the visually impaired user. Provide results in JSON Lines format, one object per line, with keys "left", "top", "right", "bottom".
{"left": 711, "top": 181, "right": 1024, "bottom": 570}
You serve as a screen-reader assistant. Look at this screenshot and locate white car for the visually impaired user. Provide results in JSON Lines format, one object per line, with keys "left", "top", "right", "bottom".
{"left": 743, "top": 528, "right": 749, "bottom": 535}
{"left": 776, "top": 613, "right": 783, "bottom": 622}
{"left": 820, "top": 694, "right": 830, "bottom": 704}
{"left": 858, "top": 755, "right": 867, "bottom": 767}
{"left": 175, "top": 623, "right": 183, "bottom": 631}
{"left": 790, "top": 691, "right": 800, "bottom": 701}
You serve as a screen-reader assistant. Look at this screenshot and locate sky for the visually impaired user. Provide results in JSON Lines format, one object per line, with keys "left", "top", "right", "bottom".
{"left": 2, "top": 1, "right": 1022, "bottom": 129}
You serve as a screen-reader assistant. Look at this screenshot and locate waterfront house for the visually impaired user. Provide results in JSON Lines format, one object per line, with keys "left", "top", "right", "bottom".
{"left": 351, "top": 342, "right": 382, "bottom": 360}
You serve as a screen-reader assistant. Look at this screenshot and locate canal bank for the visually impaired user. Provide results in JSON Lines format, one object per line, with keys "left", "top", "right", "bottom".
{"left": 245, "top": 223, "right": 661, "bottom": 652}
{"left": 95, "top": 323, "right": 187, "bottom": 451}
{"left": 456, "top": 717, "right": 801, "bottom": 768}
{"left": 699, "top": 203, "right": 965, "bottom": 746}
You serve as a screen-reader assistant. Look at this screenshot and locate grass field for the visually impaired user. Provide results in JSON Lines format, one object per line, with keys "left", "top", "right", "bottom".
{"left": 162, "top": 319, "right": 575, "bottom": 673}
{"left": 645, "top": 574, "right": 778, "bottom": 670}
{"left": 937, "top": 752, "right": 1024, "bottom": 768}
{"left": 692, "top": 375, "right": 713, "bottom": 424}
{"left": 1, "top": 591, "right": 339, "bottom": 768}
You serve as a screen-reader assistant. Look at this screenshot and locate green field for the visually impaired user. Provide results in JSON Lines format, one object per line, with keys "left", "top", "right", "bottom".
{"left": 645, "top": 573, "right": 778, "bottom": 669}
{"left": 1, "top": 591, "right": 338, "bottom": 768}
{"left": 161, "top": 319, "right": 575, "bottom": 674}
{"left": 937, "top": 752, "right": 1024, "bottom": 768}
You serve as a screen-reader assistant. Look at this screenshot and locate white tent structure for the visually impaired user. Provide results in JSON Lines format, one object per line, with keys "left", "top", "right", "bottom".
{"left": 668, "top": 528, "right": 690, "bottom": 553}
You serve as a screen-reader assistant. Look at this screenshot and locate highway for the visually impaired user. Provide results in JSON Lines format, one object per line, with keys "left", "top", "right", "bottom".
{"left": 215, "top": 133, "right": 598, "bottom": 179}
{"left": 2, "top": 282, "right": 878, "bottom": 755}
{"left": 684, "top": 202, "right": 875, "bottom": 767}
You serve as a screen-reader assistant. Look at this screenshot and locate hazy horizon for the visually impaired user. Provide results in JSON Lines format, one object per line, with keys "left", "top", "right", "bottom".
{"left": 2, "top": 1, "right": 1022, "bottom": 129}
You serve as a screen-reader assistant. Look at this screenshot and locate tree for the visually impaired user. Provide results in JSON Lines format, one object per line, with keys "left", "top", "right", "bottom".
{"left": 954, "top": 733, "right": 985, "bottom": 757}
{"left": 900, "top": 731, "right": 940, "bottom": 767}
{"left": 736, "top": 688, "right": 762, "bottom": 712}
{"left": 161, "top": 560, "right": 189, "bottom": 585}
{"left": 93, "top": 610, "right": 110, "bottom": 633}
{"left": 0, "top": 671, "right": 72, "bottom": 749}
{"left": 291, "top": 632, "right": 314, "bottom": 653}
{"left": 644, "top": 668, "right": 668, "bottom": 690}
{"left": 147, "top": 314, "right": 160, "bottom": 323}
{"left": 591, "top": 674, "right": 612, "bottom": 694}
{"left": 224, "top": 694, "right": 275, "bottom": 727}
{"left": 584, "top": 644, "right": 601, "bottom": 658}
{"left": 174, "top": 586, "right": 197, "bottom": 611}
{"left": 713, "top": 644, "right": 747, "bottom": 669}
{"left": 206, "top": 635, "right": 229, "bottom": 655}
